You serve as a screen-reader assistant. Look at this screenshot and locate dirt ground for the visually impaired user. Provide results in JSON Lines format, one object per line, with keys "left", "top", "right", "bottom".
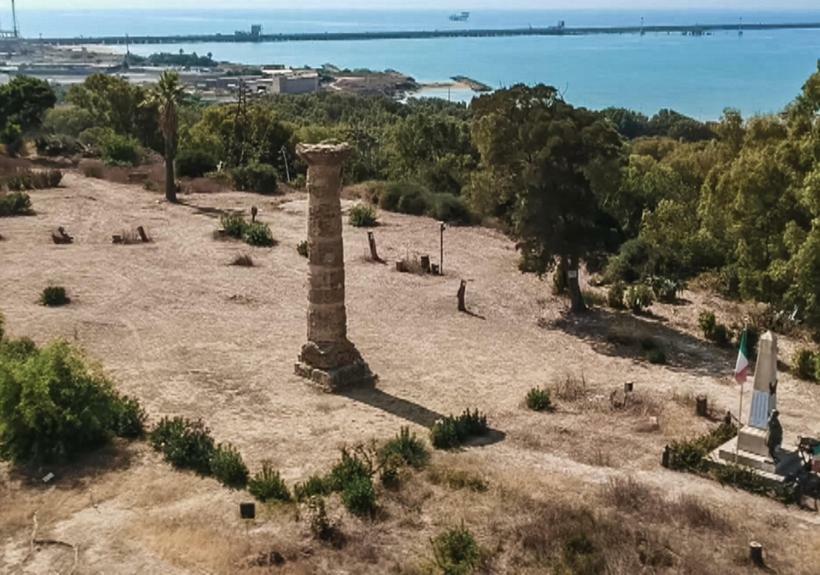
{"left": 1, "top": 173, "right": 819, "bottom": 574}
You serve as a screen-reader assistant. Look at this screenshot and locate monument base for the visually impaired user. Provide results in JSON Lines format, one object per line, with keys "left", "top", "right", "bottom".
{"left": 710, "top": 436, "right": 803, "bottom": 482}
{"left": 295, "top": 359, "right": 375, "bottom": 392}
{"left": 737, "top": 426, "right": 769, "bottom": 457}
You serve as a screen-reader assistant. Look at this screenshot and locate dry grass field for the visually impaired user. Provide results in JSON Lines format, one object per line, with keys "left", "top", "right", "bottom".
{"left": 1, "top": 173, "right": 819, "bottom": 574}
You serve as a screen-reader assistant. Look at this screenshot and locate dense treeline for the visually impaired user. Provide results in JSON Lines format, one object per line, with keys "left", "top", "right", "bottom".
{"left": 3, "top": 65, "right": 818, "bottom": 331}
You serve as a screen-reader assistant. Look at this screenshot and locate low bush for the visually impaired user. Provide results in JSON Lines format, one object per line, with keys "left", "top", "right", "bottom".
{"left": 698, "top": 311, "right": 732, "bottom": 347}
{"left": 341, "top": 474, "right": 377, "bottom": 516}
{"left": 112, "top": 395, "right": 147, "bottom": 438}
{"left": 81, "top": 160, "right": 105, "bottom": 179}
{"left": 427, "top": 465, "right": 489, "bottom": 492}
{"left": 294, "top": 473, "right": 331, "bottom": 501}
{"left": 712, "top": 463, "right": 797, "bottom": 504}
{"left": 0, "top": 340, "right": 145, "bottom": 463}
{"left": 348, "top": 203, "right": 378, "bottom": 227}
{"left": 525, "top": 387, "right": 553, "bottom": 412}
{"left": 149, "top": 416, "right": 216, "bottom": 475}
{"left": 430, "top": 409, "right": 489, "bottom": 450}
{"left": 35, "top": 134, "right": 83, "bottom": 157}
{"left": 41, "top": 286, "right": 70, "bottom": 307}
{"left": 668, "top": 421, "right": 737, "bottom": 472}
{"left": 624, "top": 284, "right": 654, "bottom": 313}
{"left": 429, "top": 193, "right": 471, "bottom": 224}
{"left": 646, "top": 347, "right": 667, "bottom": 365}
{"left": 176, "top": 147, "right": 218, "bottom": 178}
{"left": 0, "top": 192, "right": 33, "bottom": 217}
{"left": 580, "top": 289, "right": 606, "bottom": 308}
{"left": 101, "top": 132, "right": 142, "bottom": 166}
{"left": 220, "top": 212, "right": 247, "bottom": 239}
{"left": 243, "top": 221, "right": 275, "bottom": 247}
{"left": 430, "top": 524, "right": 481, "bottom": 575}
{"left": 306, "top": 496, "right": 337, "bottom": 543}
{"left": 793, "top": 349, "right": 817, "bottom": 381}
{"left": 5, "top": 168, "right": 63, "bottom": 190}
{"left": 327, "top": 447, "right": 372, "bottom": 492}
{"left": 379, "top": 426, "right": 430, "bottom": 469}
{"left": 210, "top": 443, "right": 249, "bottom": 489}
{"left": 606, "top": 281, "right": 626, "bottom": 309}
{"left": 230, "top": 253, "right": 254, "bottom": 267}
{"left": 232, "top": 162, "right": 278, "bottom": 195}
{"left": 647, "top": 276, "right": 681, "bottom": 303}
{"left": 296, "top": 240, "right": 309, "bottom": 258}
{"left": 375, "top": 181, "right": 473, "bottom": 224}
{"left": 249, "top": 461, "right": 292, "bottom": 502}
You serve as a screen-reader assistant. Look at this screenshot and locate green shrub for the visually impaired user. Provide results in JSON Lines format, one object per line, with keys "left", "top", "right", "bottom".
{"left": 647, "top": 276, "right": 680, "bottom": 303}
{"left": 294, "top": 473, "right": 331, "bottom": 501}
{"left": 40, "top": 286, "right": 69, "bottom": 307}
{"left": 430, "top": 193, "right": 471, "bottom": 224}
{"left": 698, "top": 311, "right": 731, "bottom": 347}
{"left": 36, "top": 134, "right": 83, "bottom": 157}
{"left": 669, "top": 422, "right": 737, "bottom": 472}
{"left": 306, "top": 495, "right": 334, "bottom": 541}
{"left": 176, "top": 147, "right": 218, "bottom": 178}
{"left": 431, "top": 524, "right": 481, "bottom": 575}
{"left": 243, "top": 221, "right": 275, "bottom": 247}
{"left": 794, "top": 349, "right": 817, "bottom": 381}
{"left": 341, "top": 474, "right": 376, "bottom": 516}
{"left": 624, "top": 284, "right": 654, "bottom": 313}
{"left": 349, "top": 203, "right": 378, "bottom": 227}
{"left": 112, "top": 395, "right": 147, "bottom": 438}
{"left": 149, "top": 416, "right": 216, "bottom": 475}
{"left": 220, "top": 212, "right": 247, "bottom": 239}
{"left": 379, "top": 426, "right": 430, "bottom": 469}
{"left": 0, "top": 340, "right": 143, "bottom": 463}
{"left": 327, "top": 447, "right": 372, "bottom": 492}
{"left": 430, "top": 409, "right": 489, "bottom": 450}
{"left": 296, "top": 240, "right": 309, "bottom": 258}
{"left": 101, "top": 132, "right": 142, "bottom": 166}
{"left": 606, "top": 281, "right": 626, "bottom": 309}
{"left": 232, "top": 162, "right": 278, "bottom": 194}
{"left": 249, "top": 461, "right": 292, "bottom": 502}
{"left": 525, "top": 387, "right": 553, "bottom": 412}
{"left": 210, "top": 443, "right": 249, "bottom": 489}
{"left": 0, "top": 192, "right": 33, "bottom": 217}
{"left": 378, "top": 181, "right": 431, "bottom": 215}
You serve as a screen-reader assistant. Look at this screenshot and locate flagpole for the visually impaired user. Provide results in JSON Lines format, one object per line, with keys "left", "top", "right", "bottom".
{"left": 735, "top": 379, "right": 743, "bottom": 464}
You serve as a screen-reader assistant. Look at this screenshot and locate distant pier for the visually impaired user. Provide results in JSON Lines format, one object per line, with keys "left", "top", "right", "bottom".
{"left": 23, "top": 21, "right": 820, "bottom": 47}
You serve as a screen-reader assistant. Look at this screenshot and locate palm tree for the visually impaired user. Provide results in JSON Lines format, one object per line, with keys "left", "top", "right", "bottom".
{"left": 144, "top": 71, "right": 185, "bottom": 203}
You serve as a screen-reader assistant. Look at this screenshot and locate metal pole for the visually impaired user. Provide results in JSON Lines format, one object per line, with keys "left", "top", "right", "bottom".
{"left": 439, "top": 222, "right": 445, "bottom": 274}
{"left": 12, "top": 0, "right": 18, "bottom": 38}
{"left": 281, "top": 145, "right": 291, "bottom": 183}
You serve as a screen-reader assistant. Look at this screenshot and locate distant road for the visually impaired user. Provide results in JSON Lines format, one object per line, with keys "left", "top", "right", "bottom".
{"left": 26, "top": 21, "right": 820, "bottom": 46}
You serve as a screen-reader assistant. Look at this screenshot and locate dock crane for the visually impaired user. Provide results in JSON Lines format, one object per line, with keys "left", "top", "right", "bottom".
{"left": 0, "top": 0, "right": 19, "bottom": 39}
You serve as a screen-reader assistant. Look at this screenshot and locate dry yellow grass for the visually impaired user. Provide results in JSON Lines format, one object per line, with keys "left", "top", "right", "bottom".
{"left": 1, "top": 173, "right": 819, "bottom": 573}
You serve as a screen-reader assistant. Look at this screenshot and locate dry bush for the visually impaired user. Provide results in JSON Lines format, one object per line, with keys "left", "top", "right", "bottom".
{"left": 602, "top": 476, "right": 664, "bottom": 515}
{"left": 673, "top": 494, "right": 730, "bottom": 532}
{"left": 185, "top": 177, "right": 227, "bottom": 194}
{"left": 230, "top": 254, "right": 255, "bottom": 267}
{"left": 427, "top": 464, "right": 489, "bottom": 492}
{"left": 551, "top": 372, "right": 589, "bottom": 402}
{"left": 396, "top": 254, "right": 425, "bottom": 275}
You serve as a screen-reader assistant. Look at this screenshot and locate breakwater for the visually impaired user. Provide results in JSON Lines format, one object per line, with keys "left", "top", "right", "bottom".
{"left": 26, "top": 21, "right": 820, "bottom": 46}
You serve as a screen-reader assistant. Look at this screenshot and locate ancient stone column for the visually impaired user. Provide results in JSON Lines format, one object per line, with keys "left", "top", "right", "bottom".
{"left": 294, "top": 142, "right": 373, "bottom": 391}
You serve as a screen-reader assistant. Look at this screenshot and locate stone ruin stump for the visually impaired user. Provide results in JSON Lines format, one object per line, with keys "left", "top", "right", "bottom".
{"left": 294, "top": 142, "right": 374, "bottom": 391}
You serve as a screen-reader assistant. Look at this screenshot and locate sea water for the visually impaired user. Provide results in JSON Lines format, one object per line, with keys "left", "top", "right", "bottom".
{"left": 10, "top": 9, "right": 820, "bottom": 119}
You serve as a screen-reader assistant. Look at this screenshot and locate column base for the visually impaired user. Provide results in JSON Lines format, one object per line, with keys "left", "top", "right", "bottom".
{"left": 295, "top": 341, "right": 375, "bottom": 392}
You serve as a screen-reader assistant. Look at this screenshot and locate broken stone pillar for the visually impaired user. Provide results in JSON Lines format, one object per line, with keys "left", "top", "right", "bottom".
{"left": 294, "top": 142, "right": 374, "bottom": 391}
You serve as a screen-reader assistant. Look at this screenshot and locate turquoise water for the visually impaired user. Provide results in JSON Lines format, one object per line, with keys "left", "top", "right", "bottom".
{"left": 11, "top": 9, "right": 820, "bottom": 119}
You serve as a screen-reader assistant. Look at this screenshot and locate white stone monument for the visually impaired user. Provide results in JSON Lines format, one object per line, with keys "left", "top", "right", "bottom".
{"left": 736, "top": 331, "right": 778, "bottom": 457}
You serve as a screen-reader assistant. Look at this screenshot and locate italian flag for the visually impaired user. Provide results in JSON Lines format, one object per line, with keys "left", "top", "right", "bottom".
{"left": 734, "top": 329, "right": 750, "bottom": 383}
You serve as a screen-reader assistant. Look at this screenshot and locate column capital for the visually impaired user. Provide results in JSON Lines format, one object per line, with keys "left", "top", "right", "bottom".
{"left": 296, "top": 142, "right": 353, "bottom": 166}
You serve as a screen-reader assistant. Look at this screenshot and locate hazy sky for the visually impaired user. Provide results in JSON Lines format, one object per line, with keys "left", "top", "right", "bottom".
{"left": 13, "top": 1, "right": 820, "bottom": 10}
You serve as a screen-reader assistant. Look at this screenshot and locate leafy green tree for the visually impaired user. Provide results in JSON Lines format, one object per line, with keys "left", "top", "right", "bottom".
{"left": 143, "top": 71, "right": 185, "bottom": 202}
{"left": 469, "top": 85, "right": 624, "bottom": 311}
{"left": 0, "top": 76, "right": 56, "bottom": 155}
